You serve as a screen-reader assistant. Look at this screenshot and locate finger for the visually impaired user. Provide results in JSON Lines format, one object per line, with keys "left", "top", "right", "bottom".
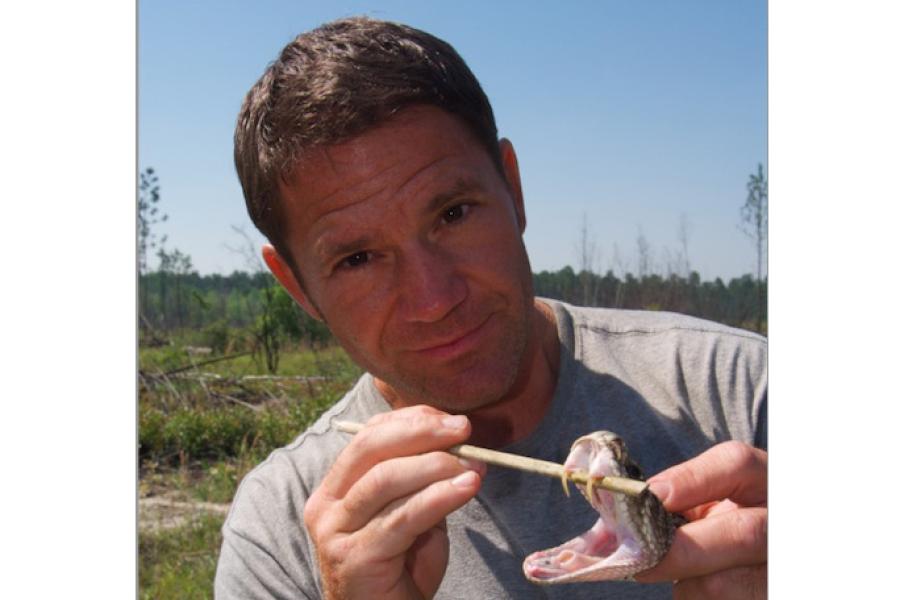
{"left": 683, "top": 498, "right": 741, "bottom": 522}
{"left": 364, "top": 404, "right": 446, "bottom": 427}
{"left": 673, "top": 564, "right": 767, "bottom": 600}
{"left": 338, "top": 451, "right": 485, "bottom": 531}
{"left": 360, "top": 468, "right": 482, "bottom": 559}
{"left": 635, "top": 506, "right": 767, "bottom": 583}
{"left": 323, "top": 410, "right": 472, "bottom": 499}
{"left": 648, "top": 441, "right": 767, "bottom": 512}
{"left": 406, "top": 521, "right": 450, "bottom": 599}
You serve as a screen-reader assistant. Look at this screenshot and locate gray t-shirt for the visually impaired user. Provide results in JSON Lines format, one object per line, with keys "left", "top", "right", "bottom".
{"left": 215, "top": 300, "right": 767, "bottom": 599}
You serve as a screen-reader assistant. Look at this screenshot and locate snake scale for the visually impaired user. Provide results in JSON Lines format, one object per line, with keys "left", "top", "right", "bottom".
{"left": 523, "top": 431, "right": 686, "bottom": 584}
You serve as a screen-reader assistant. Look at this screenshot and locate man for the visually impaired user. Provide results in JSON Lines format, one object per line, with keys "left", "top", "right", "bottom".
{"left": 216, "top": 16, "right": 767, "bottom": 600}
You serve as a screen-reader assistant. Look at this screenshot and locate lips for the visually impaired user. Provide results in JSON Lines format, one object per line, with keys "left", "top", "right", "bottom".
{"left": 408, "top": 313, "right": 493, "bottom": 361}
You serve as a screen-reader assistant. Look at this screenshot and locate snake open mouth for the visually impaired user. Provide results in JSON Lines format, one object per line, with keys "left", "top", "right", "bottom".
{"left": 522, "top": 432, "right": 679, "bottom": 585}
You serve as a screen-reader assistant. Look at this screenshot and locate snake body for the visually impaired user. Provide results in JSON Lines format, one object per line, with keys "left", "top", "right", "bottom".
{"left": 523, "top": 431, "right": 685, "bottom": 584}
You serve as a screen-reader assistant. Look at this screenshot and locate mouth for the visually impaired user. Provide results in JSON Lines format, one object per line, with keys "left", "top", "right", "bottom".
{"left": 522, "top": 432, "right": 680, "bottom": 584}
{"left": 523, "top": 482, "right": 641, "bottom": 583}
{"left": 410, "top": 313, "right": 493, "bottom": 361}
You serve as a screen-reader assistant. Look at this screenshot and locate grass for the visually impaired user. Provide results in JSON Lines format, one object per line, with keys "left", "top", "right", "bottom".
{"left": 139, "top": 341, "right": 359, "bottom": 598}
{"left": 139, "top": 513, "right": 225, "bottom": 600}
{"left": 139, "top": 343, "right": 360, "bottom": 464}
{"left": 140, "top": 457, "right": 259, "bottom": 505}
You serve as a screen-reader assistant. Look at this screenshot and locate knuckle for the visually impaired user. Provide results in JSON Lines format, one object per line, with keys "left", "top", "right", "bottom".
{"left": 364, "top": 412, "right": 389, "bottom": 427}
{"left": 318, "top": 535, "right": 353, "bottom": 574}
{"left": 731, "top": 508, "right": 768, "bottom": 554}
{"left": 407, "top": 404, "right": 443, "bottom": 417}
{"left": 720, "top": 440, "right": 756, "bottom": 468}
{"left": 719, "top": 440, "right": 766, "bottom": 475}
{"left": 350, "top": 427, "right": 378, "bottom": 456}
{"left": 381, "top": 499, "right": 413, "bottom": 534}
{"left": 304, "top": 491, "right": 345, "bottom": 543}
{"left": 433, "top": 450, "right": 461, "bottom": 470}
{"left": 368, "top": 404, "right": 440, "bottom": 426}
{"left": 303, "top": 495, "right": 321, "bottom": 533}
{"left": 409, "top": 412, "right": 445, "bottom": 434}
{"left": 346, "top": 464, "right": 390, "bottom": 514}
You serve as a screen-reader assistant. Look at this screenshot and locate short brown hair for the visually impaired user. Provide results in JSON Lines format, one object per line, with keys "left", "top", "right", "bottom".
{"left": 234, "top": 16, "right": 501, "bottom": 273}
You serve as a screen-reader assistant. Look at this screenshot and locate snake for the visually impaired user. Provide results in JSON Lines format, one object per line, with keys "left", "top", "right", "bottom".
{"left": 523, "top": 431, "right": 686, "bottom": 584}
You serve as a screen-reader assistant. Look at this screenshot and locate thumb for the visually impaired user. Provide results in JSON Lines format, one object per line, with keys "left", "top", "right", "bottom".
{"left": 648, "top": 441, "right": 767, "bottom": 513}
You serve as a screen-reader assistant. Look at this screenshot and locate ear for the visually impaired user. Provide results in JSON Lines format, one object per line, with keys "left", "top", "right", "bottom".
{"left": 498, "top": 138, "right": 526, "bottom": 233}
{"left": 261, "top": 244, "right": 324, "bottom": 321}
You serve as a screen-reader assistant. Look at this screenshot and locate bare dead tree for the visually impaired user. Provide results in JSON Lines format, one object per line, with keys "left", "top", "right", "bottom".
{"left": 138, "top": 167, "right": 168, "bottom": 327}
{"left": 611, "top": 242, "right": 627, "bottom": 308}
{"left": 636, "top": 226, "right": 652, "bottom": 279}
{"left": 573, "top": 212, "right": 600, "bottom": 306}
{"left": 677, "top": 213, "right": 691, "bottom": 278}
{"left": 226, "top": 226, "right": 282, "bottom": 373}
{"left": 740, "top": 164, "right": 768, "bottom": 333}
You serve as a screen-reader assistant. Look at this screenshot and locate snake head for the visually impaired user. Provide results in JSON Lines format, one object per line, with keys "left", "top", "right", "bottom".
{"left": 523, "top": 431, "right": 679, "bottom": 584}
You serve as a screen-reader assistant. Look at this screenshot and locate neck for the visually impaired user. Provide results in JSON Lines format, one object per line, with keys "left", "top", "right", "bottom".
{"left": 464, "top": 299, "right": 560, "bottom": 448}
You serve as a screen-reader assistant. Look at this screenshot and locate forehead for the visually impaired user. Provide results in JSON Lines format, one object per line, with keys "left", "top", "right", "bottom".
{"left": 278, "top": 106, "right": 499, "bottom": 250}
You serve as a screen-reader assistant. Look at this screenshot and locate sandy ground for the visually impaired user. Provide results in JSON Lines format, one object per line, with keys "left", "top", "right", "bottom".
{"left": 139, "top": 494, "right": 231, "bottom": 534}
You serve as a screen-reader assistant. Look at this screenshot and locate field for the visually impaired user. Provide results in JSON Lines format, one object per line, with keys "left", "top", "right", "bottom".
{"left": 138, "top": 340, "right": 361, "bottom": 598}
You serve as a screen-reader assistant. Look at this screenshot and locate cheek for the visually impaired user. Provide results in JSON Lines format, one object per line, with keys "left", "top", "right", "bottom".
{"left": 317, "top": 279, "right": 394, "bottom": 352}
{"left": 465, "top": 228, "right": 531, "bottom": 287}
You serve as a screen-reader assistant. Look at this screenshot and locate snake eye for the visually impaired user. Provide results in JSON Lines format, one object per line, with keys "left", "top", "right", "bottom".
{"left": 623, "top": 458, "right": 644, "bottom": 481}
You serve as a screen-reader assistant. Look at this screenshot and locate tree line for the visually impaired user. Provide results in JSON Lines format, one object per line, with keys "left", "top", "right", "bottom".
{"left": 533, "top": 267, "right": 765, "bottom": 332}
{"left": 140, "top": 267, "right": 765, "bottom": 338}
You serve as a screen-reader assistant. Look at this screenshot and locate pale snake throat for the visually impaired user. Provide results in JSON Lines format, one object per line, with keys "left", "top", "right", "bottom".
{"left": 523, "top": 431, "right": 686, "bottom": 584}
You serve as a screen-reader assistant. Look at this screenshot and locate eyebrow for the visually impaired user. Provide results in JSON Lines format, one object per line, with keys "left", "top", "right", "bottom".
{"left": 426, "top": 178, "right": 485, "bottom": 213}
{"left": 316, "top": 179, "right": 487, "bottom": 265}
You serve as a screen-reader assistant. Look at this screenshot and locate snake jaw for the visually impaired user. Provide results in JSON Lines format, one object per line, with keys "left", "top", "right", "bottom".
{"left": 523, "top": 432, "right": 679, "bottom": 585}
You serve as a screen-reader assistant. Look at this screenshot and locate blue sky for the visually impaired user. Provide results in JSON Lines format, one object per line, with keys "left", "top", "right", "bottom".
{"left": 139, "top": 0, "right": 767, "bottom": 280}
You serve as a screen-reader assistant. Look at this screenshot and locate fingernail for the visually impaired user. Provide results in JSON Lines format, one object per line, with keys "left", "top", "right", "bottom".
{"left": 451, "top": 471, "right": 478, "bottom": 488}
{"left": 442, "top": 415, "right": 468, "bottom": 430}
{"left": 649, "top": 481, "right": 671, "bottom": 502}
{"left": 459, "top": 457, "right": 486, "bottom": 473}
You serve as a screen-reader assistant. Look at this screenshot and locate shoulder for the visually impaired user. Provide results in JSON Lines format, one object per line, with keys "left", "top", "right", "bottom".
{"left": 216, "top": 375, "right": 391, "bottom": 596}
{"left": 224, "top": 374, "right": 388, "bottom": 533}
{"left": 568, "top": 301, "right": 764, "bottom": 343}
{"left": 545, "top": 299, "right": 766, "bottom": 362}
{"left": 540, "top": 300, "right": 767, "bottom": 456}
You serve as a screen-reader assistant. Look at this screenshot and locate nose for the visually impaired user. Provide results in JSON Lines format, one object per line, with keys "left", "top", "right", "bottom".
{"left": 395, "top": 240, "right": 467, "bottom": 323}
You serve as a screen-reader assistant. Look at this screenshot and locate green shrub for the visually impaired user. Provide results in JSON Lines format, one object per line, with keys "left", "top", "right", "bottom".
{"left": 140, "top": 345, "right": 190, "bottom": 373}
{"left": 139, "top": 389, "right": 342, "bottom": 466}
{"left": 201, "top": 321, "right": 231, "bottom": 354}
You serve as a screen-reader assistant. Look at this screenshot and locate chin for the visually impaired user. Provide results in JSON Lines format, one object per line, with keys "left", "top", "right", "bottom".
{"left": 388, "top": 353, "right": 524, "bottom": 413}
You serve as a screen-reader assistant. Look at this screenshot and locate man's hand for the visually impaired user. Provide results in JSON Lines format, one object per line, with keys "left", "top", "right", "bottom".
{"left": 303, "top": 406, "right": 485, "bottom": 600}
{"left": 635, "top": 441, "right": 767, "bottom": 600}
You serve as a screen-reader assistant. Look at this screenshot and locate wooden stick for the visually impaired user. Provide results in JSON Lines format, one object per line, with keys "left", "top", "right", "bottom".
{"left": 333, "top": 420, "right": 649, "bottom": 497}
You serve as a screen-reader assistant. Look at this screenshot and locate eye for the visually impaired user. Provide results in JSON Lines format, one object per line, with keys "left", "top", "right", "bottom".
{"left": 341, "top": 251, "right": 371, "bottom": 269}
{"left": 442, "top": 203, "right": 470, "bottom": 224}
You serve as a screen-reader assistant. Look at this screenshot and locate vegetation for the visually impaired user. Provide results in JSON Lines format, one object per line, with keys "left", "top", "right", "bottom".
{"left": 138, "top": 339, "right": 361, "bottom": 599}
{"left": 741, "top": 163, "right": 769, "bottom": 333}
{"left": 139, "top": 513, "right": 224, "bottom": 600}
{"left": 533, "top": 269, "right": 766, "bottom": 334}
{"left": 137, "top": 164, "right": 767, "bottom": 598}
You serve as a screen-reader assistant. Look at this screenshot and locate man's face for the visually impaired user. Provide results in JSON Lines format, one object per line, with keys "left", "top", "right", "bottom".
{"left": 277, "top": 106, "right": 535, "bottom": 412}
